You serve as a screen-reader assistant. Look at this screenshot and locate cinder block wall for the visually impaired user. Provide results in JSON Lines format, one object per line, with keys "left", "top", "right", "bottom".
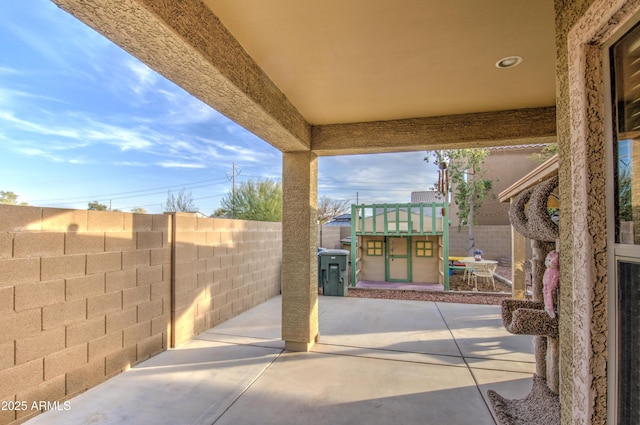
{"left": 318, "top": 225, "right": 350, "bottom": 249}
{"left": 0, "top": 205, "right": 171, "bottom": 425}
{"left": 0, "top": 206, "right": 282, "bottom": 425}
{"left": 172, "top": 214, "right": 282, "bottom": 346}
{"left": 449, "top": 225, "right": 513, "bottom": 260}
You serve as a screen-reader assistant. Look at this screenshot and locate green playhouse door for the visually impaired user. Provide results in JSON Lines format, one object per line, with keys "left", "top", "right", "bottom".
{"left": 386, "top": 237, "right": 410, "bottom": 282}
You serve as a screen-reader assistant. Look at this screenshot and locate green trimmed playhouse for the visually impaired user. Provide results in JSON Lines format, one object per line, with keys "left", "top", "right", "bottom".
{"left": 350, "top": 202, "right": 451, "bottom": 290}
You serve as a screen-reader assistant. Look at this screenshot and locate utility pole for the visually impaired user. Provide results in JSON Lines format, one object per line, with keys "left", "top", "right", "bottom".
{"left": 226, "top": 162, "right": 241, "bottom": 217}
{"left": 233, "top": 162, "right": 238, "bottom": 197}
{"left": 227, "top": 162, "right": 241, "bottom": 196}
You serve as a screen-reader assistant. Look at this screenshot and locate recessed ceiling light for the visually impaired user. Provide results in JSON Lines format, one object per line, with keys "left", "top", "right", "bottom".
{"left": 496, "top": 56, "right": 523, "bottom": 69}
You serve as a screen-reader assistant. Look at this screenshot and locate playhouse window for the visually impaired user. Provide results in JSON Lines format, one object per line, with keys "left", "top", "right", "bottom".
{"left": 366, "top": 240, "right": 383, "bottom": 256}
{"left": 415, "top": 241, "right": 433, "bottom": 257}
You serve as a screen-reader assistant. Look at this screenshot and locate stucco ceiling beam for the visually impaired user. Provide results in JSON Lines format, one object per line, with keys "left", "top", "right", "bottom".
{"left": 51, "top": 0, "right": 311, "bottom": 153}
{"left": 311, "top": 107, "right": 556, "bottom": 156}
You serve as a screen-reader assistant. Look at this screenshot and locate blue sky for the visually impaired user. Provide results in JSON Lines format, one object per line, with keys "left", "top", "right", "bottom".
{"left": 0, "top": 1, "right": 438, "bottom": 214}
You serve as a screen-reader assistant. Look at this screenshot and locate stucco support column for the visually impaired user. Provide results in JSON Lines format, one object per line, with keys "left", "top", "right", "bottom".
{"left": 281, "top": 152, "right": 319, "bottom": 352}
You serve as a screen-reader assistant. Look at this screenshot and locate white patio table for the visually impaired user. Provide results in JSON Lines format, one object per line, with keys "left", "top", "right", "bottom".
{"left": 461, "top": 257, "right": 499, "bottom": 291}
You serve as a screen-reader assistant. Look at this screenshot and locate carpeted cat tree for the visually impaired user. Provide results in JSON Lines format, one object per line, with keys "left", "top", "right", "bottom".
{"left": 487, "top": 176, "right": 560, "bottom": 425}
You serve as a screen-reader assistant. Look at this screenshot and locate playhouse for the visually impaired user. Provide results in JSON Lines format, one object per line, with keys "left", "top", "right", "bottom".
{"left": 350, "top": 202, "right": 450, "bottom": 289}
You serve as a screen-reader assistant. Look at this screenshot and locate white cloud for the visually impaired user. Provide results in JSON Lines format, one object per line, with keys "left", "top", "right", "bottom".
{"left": 157, "top": 161, "right": 206, "bottom": 169}
{"left": 84, "top": 121, "right": 154, "bottom": 151}
{"left": 13, "top": 146, "right": 49, "bottom": 157}
{"left": 68, "top": 158, "right": 93, "bottom": 164}
{"left": 163, "top": 96, "right": 223, "bottom": 126}
{"left": 0, "top": 111, "right": 80, "bottom": 138}
{"left": 0, "top": 87, "right": 66, "bottom": 105}
{"left": 0, "top": 66, "right": 19, "bottom": 75}
{"left": 112, "top": 161, "right": 148, "bottom": 167}
{"left": 0, "top": 111, "right": 158, "bottom": 157}
{"left": 157, "top": 89, "right": 178, "bottom": 102}
{"left": 127, "top": 60, "right": 158, "bottom": 95}
{"left": 318, "top": 152, "right": 438, "bottom": 204}
{"left": 204, "top": 139, "right": 272, "bottom": 163}
{"left": 167, "top": 140, "right": 201, "bottom": 155}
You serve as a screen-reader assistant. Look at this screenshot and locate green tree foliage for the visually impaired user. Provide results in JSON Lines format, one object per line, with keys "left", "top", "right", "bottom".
{"left": 529, "top": 143, "right": 558, "bottom": 163}
{"left": 0, "top": 191, "right": 28, "bottom": 205}
{"left": 211, "top": 207, "right": 228, "bottom": 218}
{"left": 164, "top": 188, "right": 197, "bottom": 212}
{"left": 219, "top": 179, "right": 282, "bottom": 222}
{"left": 425, "top": 148, "right": 492, "bottom": 255}
{"left": 618, "top": 167, "right": 632, "bottom": 221}
{"left": 317, "top": 196, "right": 351, "bottom": 224}
{"left": 88, "top": 201, "right": 108, "bottom": 211}
{"left": 130, "top": 207, "right": 147, "bottom": 214}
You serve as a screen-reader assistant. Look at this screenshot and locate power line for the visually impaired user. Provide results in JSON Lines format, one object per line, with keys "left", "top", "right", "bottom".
{"left": 28, "top": 176, "right": 229, "bottom": 203}
{"left": 113, "top": 192, "right": 229, "bottom": 211}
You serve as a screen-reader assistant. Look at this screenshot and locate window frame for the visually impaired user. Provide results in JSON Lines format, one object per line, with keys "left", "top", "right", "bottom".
{"left": 604, "top": 15, "right": 640, "bottom": 423}
{"left": 366, "top": 240, "right": 383, "bottom": 256}
{"left": 415, "top": 240, "right": 433, "bottom": 258}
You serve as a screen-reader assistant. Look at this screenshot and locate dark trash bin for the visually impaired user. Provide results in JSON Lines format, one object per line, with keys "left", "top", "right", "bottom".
{"left": 319, "top": 249, "right": 349, "bottom": 296}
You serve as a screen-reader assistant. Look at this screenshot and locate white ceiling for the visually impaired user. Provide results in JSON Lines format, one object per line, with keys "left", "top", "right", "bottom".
{"left": 202, "top": 0, "right": 556, "bottom": 126}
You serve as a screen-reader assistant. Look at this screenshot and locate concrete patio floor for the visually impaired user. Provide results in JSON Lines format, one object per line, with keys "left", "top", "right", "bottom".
{"left": 25, "top": 295, "right": 536, "bottom": 425}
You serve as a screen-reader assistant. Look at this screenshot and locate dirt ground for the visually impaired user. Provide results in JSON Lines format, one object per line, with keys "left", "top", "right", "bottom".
{"left": 448, "top": 269, "right": 513, "bottom": 293}
{"left": 346, "top": 264, "right": 524, "bottom": 306}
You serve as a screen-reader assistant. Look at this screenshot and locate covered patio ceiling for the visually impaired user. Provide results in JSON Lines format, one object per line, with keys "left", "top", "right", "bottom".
{"left": 203, "top": 0, "right": 556, "bottom": 125}
{"left": 53, "top": 0, "right": 557, "bottom": 155}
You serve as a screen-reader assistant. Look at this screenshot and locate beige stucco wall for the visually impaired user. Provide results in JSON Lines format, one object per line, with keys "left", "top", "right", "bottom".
{"left": 357, "top": 235, "right": 440, "bottom": 283}
{"left": 0, "top": 205, "right": 281, "bottom": 425}
{"left": 359, "top": 236, "right": 387, "bottom": 282}
{"left": 449, "top": 146, "right": 547, "bottom": 227}
{"left": 556, "top": 1, "right": 640, "bottom": 423}
{"left": 411, "top": 236, "right": 440, "bottom": 283}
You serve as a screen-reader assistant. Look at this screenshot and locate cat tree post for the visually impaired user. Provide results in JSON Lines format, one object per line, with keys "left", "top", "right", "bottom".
{"left": 488, "top": 175, "right": 561, "bottom": 424}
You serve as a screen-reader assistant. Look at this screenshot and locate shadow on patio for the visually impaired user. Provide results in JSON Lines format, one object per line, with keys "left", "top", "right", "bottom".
{"left": 25, "top": 296, "right": 535, "bottom": 425}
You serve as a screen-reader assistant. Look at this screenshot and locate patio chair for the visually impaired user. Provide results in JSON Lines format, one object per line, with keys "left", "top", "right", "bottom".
{"left": 460, "top": 257, "right": 476, "bottom": 283}
{"left": 463, "top": 264, "right": 473, "bottom": 282}
{"left": 470, "top": 262, "right": 497, "bottom": 291}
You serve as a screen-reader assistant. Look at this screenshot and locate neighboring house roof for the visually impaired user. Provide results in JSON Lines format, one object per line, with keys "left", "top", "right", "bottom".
{"left": 488, "top": 144, "right": 550, "bottom": 151}
{"left": 410, "top": 191, "right": 446, "bottom": 204}
{"left": 324, "top": 213, "right": 351, "bottom": 226}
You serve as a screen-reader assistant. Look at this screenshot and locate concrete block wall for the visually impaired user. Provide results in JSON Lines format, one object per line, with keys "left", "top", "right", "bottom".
{"left": 0, "top": 205, "right": 172, "bottom": 425}
{"left": 449, "top": 225, "right": 513, "bottom": 260}
{"left": 318, "top": 225, "right": 350, "bottom": 249}
{"left": 0, "top": 206, "right": 282, "bottom": 425}
{"left": 172, "top": 214, "right": 282, "bottom": 346}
